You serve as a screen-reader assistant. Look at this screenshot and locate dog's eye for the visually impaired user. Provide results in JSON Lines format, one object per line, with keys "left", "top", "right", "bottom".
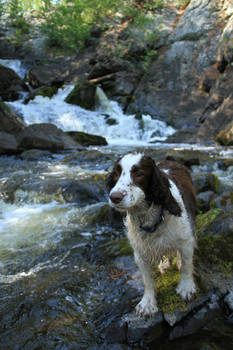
{"left": 131, "top": 166, "right": 144, "bottom": 178}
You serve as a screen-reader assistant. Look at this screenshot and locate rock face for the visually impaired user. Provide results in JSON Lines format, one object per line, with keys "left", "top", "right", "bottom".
{"left": 17, "top": 123, "right": 83, "bottom": 151}
{"left": 126, "top": 0, "right": 232, "bottom": 137}
{"left": 216, "top": 121, "right": 233, "bottom": 146}
{"left": 0, "top": 64, "right": 28, "bottom": 101}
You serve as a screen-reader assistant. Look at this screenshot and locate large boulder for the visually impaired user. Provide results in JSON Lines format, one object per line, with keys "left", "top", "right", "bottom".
{"left": 0, "top": 102, "right": 26, "bottom": 134}
{"left": 0, "top": 64, "right": 28, "bottom": 101}
{"left": 0, "top": 131, "right": 19, "bottom": 154}
{"left": 27, "top": 63, "right": 66, "bottom": 89}
{"left": 65, "top": 81, "right": 97, "bottom": 110}
{"left": 17, "top": 123, "right": 84, "bottom": 151}
{"left": 0, "top": 102, "right": 25, "bottom": 134}
{"left": 66, "top": 131, "right": 107, "bottom": 146}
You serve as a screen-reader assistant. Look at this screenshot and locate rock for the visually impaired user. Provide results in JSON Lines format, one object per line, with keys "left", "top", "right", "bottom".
{"left": 17, "top": 123, "right": 83, "bottom": 151}
{"left": 65, "top": 81, "right": 97, "bottom": 110}
{"left": 224, "top": 291, "right": 233, "bottom": 311}
{"left": 61, "top": 180, "right": 106, "bottom": 206}
{"left": 166, "top": 149, "right": 200, "bottom": 167}
{"left": 198, "top": 63, "right": 219, "bottom": 93}
{"left": 27, "top": 63, "right": 66, "bottom": 89}
{"left": 211, "top": 191, "right": 233, "bottom": 212}
{"left": 0, "top": 64, "right": 28, "bottom": 101}
{"left": 169, "top": 293, "right": 221, "bottom": 340}
{"left": 0, "top": 131, "right": 19, "bottom": 154}
{"left": 19, "top": 149, "right": 54, "bottom": 160}
{"left": 107, "top": 311, "right": 164, "bottom": 345}
{"left": 216, "top": 121, "right": 233, "bottom": 146}
{"left": 66, "top": 131, "right": 107, "bottom": 146}
{"left": 193, "top": 173, "right": 220, "bottom": 194}
{"left": 0, "top": 101, "right": 26, "bottom": 134}
{"left": 88, "top": 56, "right": 124, "bottom": 80}
{"left": 169, "top": 0, "right": 219, "bottom": 43}
{"left": 197, "top": 191, "right": 215, "bottom": 212}
{"left": 198, "top": 65, "right": 233, "bottom": 142}
{"left": 24, "top": 86, "right": 59, "bottom": 104}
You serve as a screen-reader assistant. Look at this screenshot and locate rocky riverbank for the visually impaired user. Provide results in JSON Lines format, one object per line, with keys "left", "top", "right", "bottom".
{"left": 1, "top": 0, "right": 232, "bottom": 151}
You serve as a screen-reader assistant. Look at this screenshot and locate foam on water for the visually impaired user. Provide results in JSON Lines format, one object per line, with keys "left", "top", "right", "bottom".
{"left": 8, "top": 84, "right": 175, "bottom": 145}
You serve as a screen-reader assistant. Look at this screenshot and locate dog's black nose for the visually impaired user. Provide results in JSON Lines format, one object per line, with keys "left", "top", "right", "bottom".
{"left": 110, "top": 191, "right": 124, "bottom": 204}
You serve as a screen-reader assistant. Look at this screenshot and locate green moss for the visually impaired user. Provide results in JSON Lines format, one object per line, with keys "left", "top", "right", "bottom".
{"left": 36, "top": 86, "right": 59, "bottom": 98}
{"left": 197, "top": 233, "right": 233, "bottom": 277}
{"left": 195, "top": 208, "right": 223, "bottom": 234}
{"left": 155, "top": 265, "right": 187, "bottom": 313}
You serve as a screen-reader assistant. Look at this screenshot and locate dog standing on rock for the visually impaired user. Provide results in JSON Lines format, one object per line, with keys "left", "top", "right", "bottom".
{"left": 106, "top": 153, "right": 197, "bottom": 318}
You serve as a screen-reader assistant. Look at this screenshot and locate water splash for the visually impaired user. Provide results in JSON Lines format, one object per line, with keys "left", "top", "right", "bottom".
{"left": 0, "top": 59, "right": 27, "bottom": 79}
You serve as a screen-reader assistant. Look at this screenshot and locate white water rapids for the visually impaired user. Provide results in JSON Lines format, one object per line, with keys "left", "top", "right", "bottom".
{"left": 1, "top": 59, "right": 175, "bottom": 145}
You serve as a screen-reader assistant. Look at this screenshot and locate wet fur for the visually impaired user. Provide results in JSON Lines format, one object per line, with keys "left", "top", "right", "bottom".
{"left": 107, "top": 153, "right": 197, "bottom": 317}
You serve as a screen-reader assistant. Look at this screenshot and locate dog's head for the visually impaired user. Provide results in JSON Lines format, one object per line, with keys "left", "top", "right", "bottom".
{"left": 106, "top": 153, "right": 181, "bottom": 215}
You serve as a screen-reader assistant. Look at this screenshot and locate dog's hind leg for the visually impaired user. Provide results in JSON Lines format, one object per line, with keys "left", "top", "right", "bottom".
{"left": 134, "top": 252, "right": 158, "bottom": 318}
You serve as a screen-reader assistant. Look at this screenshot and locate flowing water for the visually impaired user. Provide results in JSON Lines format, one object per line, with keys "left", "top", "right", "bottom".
{"left": 0, "top": 60, "right": 233, "bottom": 349}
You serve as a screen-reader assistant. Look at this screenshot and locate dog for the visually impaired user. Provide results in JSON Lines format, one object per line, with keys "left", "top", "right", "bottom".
{"left": 106, "top": 152, "right": 197, "bottom": 318}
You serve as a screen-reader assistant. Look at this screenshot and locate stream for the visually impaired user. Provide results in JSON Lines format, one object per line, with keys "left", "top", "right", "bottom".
{"left": 0, "top": 59, "right": 233, "bottom": 349}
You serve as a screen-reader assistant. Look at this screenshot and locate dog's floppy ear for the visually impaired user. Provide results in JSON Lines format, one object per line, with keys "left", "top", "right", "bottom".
{"left": 149, "top": 163, "right": 182, "bottom": 217}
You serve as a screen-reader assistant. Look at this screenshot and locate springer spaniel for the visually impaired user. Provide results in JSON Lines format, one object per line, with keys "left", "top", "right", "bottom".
{"left": 106, "top": 153, "right": 197, "bottom": 318}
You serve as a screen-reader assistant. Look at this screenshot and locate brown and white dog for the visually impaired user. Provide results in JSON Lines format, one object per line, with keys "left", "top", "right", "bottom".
{"left": 106, "top": 153, "right": 197, "bottom": 318}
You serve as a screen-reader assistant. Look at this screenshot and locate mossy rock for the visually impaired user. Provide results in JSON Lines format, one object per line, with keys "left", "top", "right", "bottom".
{"left": 65, "top": 81, "right": 97, "bottom": 110}
{"left": 196, "top": 209, "right": 233, "bottom": 276}
{"left": 195, "top": 208, "right": 223, "bottom": 234}
{"left": 66, "top": 131, "right": 107, "bottom": 146}
{"left": 193, "top": 173, "right": 221, "bottom": 194}
{"left": 155, "top": 265, "right": 187, "bottom": 314}
{"left": 24, "top": 86, "right": 59, "bottom": 103}
{"left": 36, "top": 86, "right": 59, "bottom": 98}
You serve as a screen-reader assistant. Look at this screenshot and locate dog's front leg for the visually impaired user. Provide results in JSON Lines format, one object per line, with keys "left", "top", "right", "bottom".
{"left": 134, "top": 252, "right": 158, "bottom": 318}
{"left": 176, "top": 240, "right": 196, "bottom": 300}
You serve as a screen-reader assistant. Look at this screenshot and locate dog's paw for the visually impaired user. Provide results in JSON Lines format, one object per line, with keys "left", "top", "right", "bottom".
{"left": 135, "top": 295, "right": 158, "bottom": 318}
{"left": 176, "top": 278, "right": 196, "bottom": 300}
